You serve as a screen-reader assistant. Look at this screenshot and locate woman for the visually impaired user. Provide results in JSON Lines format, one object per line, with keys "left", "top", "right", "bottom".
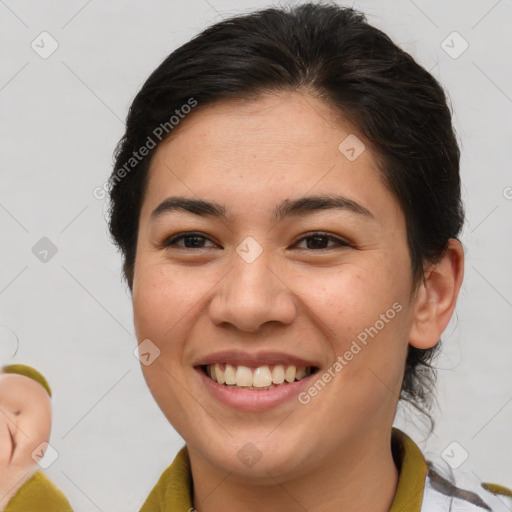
{"left": 3, "top": 3, "right": 509, "bottom": 511}
{"left": 106, "top": 3, "right": 508, "bottom": 511}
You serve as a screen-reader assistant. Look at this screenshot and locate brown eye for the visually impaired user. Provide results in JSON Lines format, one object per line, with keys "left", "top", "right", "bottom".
{"left": 293, "top": 232, "right": 351, "bottom": 250}
{"left": 161, "top": 231, "right": 217, "bottom": 250}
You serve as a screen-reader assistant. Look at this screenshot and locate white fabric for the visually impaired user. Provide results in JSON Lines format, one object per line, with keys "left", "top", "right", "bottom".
{"left": 420, "top": 474, "right": 511, "bottom": 512}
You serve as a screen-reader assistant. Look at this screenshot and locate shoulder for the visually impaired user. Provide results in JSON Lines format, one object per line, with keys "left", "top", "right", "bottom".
{"left": 4, "top": 471, "right": 73, "bottom": 512}
{"left": 391, "top": 428, "right": 511, "bottom": 512}
{"left": 421, "top": 468, "right": 512, "bottom": 512}
{"left": 139, "top": 445, "right": 193, "bottom": 512}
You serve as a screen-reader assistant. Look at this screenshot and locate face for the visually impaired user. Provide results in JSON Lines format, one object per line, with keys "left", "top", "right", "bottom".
{"left": 132, "top": 91, "right": 418, "bottom": 481}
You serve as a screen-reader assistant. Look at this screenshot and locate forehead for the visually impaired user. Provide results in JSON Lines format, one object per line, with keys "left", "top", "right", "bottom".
{"left": 140, "top": 91, "right": 402, "bottom": 226}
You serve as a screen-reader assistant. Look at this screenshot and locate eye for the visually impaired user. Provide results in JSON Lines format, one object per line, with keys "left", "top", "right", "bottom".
{"left": 160, "top": 231, "right": 351, "bottom": 251}
{"left": 160, "top": 231, "right": 217, "bottom": 249}
{"left": 292, "top": 232, "right": 351, "bottom": 250}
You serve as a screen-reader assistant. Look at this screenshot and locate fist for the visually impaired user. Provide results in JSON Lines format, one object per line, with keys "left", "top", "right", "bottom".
{"left": 0, "top": 371, "right": 52, "bottom": 509}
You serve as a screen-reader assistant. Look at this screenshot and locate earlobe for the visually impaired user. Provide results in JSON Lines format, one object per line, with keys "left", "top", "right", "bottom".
{"left": 409, "top": 239, "right": 464, "bottom": 350}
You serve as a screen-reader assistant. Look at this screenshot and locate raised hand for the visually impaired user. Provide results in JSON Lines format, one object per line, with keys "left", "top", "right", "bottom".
{"left": 0, "top": 367, "right": 52, "bottom": 510}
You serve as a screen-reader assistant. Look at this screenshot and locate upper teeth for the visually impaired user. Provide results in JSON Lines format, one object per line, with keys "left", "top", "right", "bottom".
{"left": 206, "top": 364, "right": 311, "bottom": 388}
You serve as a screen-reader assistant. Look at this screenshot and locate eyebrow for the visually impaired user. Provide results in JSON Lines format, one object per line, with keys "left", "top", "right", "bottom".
{"left": 149, "top": 194, "right": 374, "bottom": 223}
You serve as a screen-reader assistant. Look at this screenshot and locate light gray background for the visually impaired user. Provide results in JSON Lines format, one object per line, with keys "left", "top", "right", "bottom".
{"left": 1, "top": 0, "right": 511, "bottom": 510}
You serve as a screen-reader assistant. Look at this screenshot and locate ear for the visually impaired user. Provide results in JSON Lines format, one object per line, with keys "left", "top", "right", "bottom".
{"left": 409, "top": 239, "right": 464, "bottom": 350}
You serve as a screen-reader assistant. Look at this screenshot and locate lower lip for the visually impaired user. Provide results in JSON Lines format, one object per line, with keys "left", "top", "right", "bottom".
{"left": 196, "top": 368, "right": 316, "bottom": 412}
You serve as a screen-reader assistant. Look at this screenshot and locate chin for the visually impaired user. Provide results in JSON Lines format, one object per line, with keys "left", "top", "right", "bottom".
{"left": 195, "top": 430, "right": 312, "bottom": 482}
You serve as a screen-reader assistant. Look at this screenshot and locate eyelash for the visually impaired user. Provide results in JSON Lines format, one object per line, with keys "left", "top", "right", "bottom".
{"left": 160, "top": 231, "right": 352, "bottom": 251}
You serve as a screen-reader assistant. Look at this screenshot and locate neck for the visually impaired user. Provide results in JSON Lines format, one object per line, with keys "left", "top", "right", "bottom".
{"left": 189, "top": 429, "right": 399, "bottom": 512}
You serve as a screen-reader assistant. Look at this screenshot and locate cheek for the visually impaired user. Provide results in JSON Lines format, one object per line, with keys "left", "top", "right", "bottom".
{"left": 132, "top": 261, "right": 217, "bottom": 375}
{"left": 132, "top": 262, "right": 199, "bottom": 341}
{"left": 300, "top": 261, "right": 411, "bottom": 384}
{"left": 298, "top": 262, "right": 405, "bottom": 330}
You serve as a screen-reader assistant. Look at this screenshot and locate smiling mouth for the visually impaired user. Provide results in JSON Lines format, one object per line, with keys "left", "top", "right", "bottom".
{"left": 201, "top": 363, "right": 318, "bottom": 391}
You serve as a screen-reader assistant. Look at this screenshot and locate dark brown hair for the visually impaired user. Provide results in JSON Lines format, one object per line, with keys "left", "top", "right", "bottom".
{"left": 107, "top": 2, "right": 464, "bottom": 425}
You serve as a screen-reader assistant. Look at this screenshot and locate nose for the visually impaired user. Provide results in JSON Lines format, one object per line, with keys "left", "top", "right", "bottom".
{"left": 208, "top": 246, "right": 297, "bottom": 333}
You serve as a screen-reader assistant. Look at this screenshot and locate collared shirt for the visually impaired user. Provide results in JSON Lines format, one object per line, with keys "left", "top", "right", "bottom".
{"left": 4, "top": 427, "right": 509, "bottom": 511}
{"left": 139, "top": 428, "right": 510, "bottom": 512}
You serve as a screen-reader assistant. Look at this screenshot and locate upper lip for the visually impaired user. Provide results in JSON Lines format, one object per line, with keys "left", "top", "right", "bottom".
{"left": 193, "top": 350, "right": 321, "bottom": 369}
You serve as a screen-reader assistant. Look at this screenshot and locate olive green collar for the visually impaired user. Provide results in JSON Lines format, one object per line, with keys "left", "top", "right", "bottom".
{"left": 140, "top": 427, "right": 427, "bottom": 511}
{"left": 389, "top": 428, "right": 428, "bottom": 512}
